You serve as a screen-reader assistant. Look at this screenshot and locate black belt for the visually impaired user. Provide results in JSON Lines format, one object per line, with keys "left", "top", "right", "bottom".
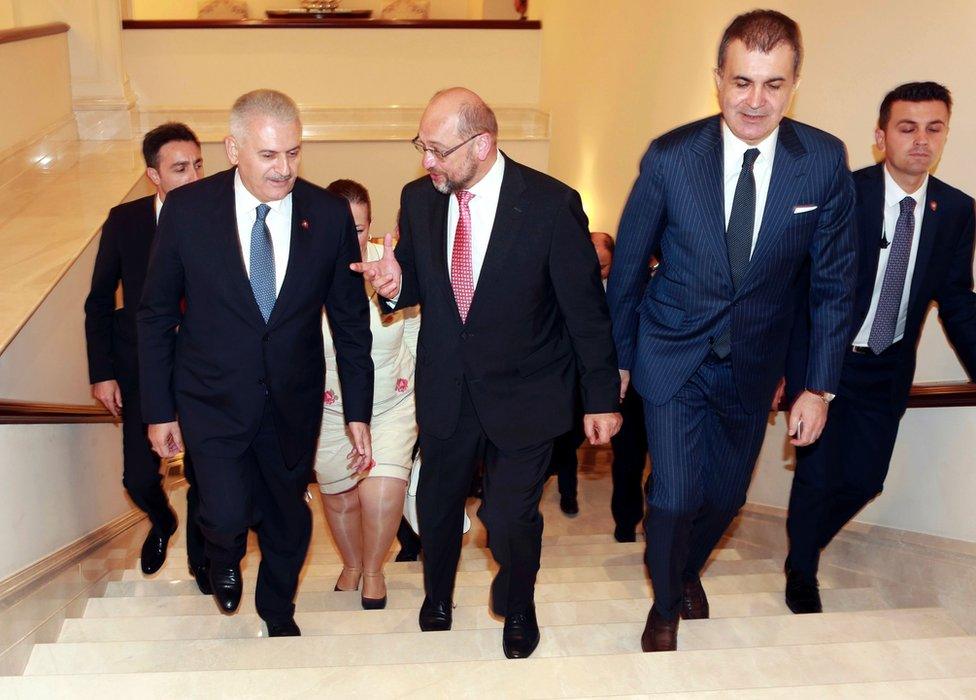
{"left": 850, "top": 340, "right": 903, "bottom": 356}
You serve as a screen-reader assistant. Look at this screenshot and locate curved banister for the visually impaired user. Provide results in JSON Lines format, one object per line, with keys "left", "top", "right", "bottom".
{"left": 0, "top": 22, "right": 69, "bottom": 46}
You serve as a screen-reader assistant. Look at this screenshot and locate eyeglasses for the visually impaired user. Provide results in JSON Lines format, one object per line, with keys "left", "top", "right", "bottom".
{"left": 411, "top": 133, "right": 484, "bottom": 161}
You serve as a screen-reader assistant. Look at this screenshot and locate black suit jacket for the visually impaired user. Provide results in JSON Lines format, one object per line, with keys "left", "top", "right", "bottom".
{"left": 84, "top": 195, "right": 156, "bottom": 384}
{"left": 392, "top": 154, "right": 619, "bottom": 450}
{"left": 138, "top": 168, "right": 374, "bottom": 466}
{"left": 787, "top": 163, "right": 976, "bottom": 411}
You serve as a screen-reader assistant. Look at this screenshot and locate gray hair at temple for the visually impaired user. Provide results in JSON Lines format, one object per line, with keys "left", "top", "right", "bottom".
{"left": 229, "top": 89, "right": 301, "bottom": 140}
{"left": 434, "top": 87, "right": 499, "bottom": 139}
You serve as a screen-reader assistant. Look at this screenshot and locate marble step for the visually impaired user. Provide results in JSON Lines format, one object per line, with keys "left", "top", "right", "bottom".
{"left": 18, "top": 636, "right": 976, "bottom": 692}
{"left": 125, "top": 548, "right": 751, "bottom": 581}
{"left": 83, "top": 572, "right": 854, "bottom": 618}
{"left": 27, "top": 608, "right": 963, "bottom": 675}
{"left": 111, "top": 557, "right": 782, "bottom": 596}
{"left": 612, "top": 677, "right": 976, "bottom": 699}
{"left": 60, "top": 588, "right": 890, "bottom": 642}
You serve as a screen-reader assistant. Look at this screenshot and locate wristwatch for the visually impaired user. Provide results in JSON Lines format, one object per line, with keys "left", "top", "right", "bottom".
{"left": 806, "top": 389, "right": 836, "bottom": 405}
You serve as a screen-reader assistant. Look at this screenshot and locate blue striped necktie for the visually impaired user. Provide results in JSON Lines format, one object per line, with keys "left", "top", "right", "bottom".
{"left": 249, "top": 203, "right": 276, "bottom": 323}
{"left": 868, "top": 196, "right": 916, "bottom": 354}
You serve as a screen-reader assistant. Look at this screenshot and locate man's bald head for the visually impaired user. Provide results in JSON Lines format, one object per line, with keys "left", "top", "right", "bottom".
{"left": 591, "top": 232, "right": 614, "bottom": 280}
{"left": 425, "top": 87, "right": 498, "bottom": 141}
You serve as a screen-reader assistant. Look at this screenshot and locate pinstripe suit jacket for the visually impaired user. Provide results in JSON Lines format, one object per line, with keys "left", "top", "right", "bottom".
{"left": 607, "top": 115, "right": 857, "bottom": 413}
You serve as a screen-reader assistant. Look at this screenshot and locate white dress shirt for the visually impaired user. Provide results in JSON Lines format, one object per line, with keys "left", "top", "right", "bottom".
{"left": 852, "top": 165, "right": 928, "bottom": 346}
{"left": 446, "top": 151, "right": 505, "bottom": 285}
{"left": 722, "top": 122, "right": 778, "bottom": 255}
{"left": 154, "top": 194, "right": 163, "bottom": 224}
{"left": 234, "top": 170, "right": 292, "bottom": 295}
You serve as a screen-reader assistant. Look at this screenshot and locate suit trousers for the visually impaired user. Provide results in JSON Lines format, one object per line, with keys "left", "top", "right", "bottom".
{"left": 116, "top": 339, "right": 205, "bottom": 567}
{"left": 643, "top": 354, "right": 769, "bottom": 620}
{"left": 417, "top": 381, "right": 552, "bottom": 616}
{"left": 786, "top": 344, "right": 904, "bottom": 580}
{"left": 546, "top": 416, "right": 584, "bottom": 498}
{"left": 190, "top": 400, "right": 313, "bottom": 623}
{"left": 611, "top": 386, "right": 648, "bottom": 533}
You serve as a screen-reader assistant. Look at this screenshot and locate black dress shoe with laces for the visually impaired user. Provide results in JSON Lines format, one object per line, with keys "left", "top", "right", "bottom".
{"left": 502, "top": 605, "right": 540, "bottom": 659}
{"left": 679, "top": 577, "right": 709, "bottom": 619}
{"left": 209, "top": 565, "right": 243, "bottom": 614}
{"left": 559, "top": 495, "right": 579, "bottom": 516}
{"left": 266, "top": 617, "right": 301, "bottom": 637}
{"left": 785, "top": 570, "right": 823, "bottom": 614}
{"left": 419, "top": 598, "right": 453, "bottom": 631}
{"left": 140, "top": 519, "right": 177, "bottom": 575}
{"left": 189, "top": 560, "right": 212, "bottom": 595}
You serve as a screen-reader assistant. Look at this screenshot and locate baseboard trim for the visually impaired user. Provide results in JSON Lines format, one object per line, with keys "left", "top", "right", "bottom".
{"left": 0, "top": 508, "right": 144, "bottom": 604}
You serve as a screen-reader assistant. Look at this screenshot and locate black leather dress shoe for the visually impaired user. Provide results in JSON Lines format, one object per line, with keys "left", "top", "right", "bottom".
{"left": 785, "top": 570, "right": 823, "bottom": 614}
{"left": 189, "top": 561, "right": 212, "bottom": 595}
{"left": 419, "top": 598, "right": 453, "bottom": 631}
{"left": 679, "top": 577, "right": 709, "bottom": 619}
{"left": 209, "top": 565, "right": 243, "bottom": 614}
{"left": 641, "top": 607, "right": 679, "bottom": 652}
{"left": 266, "top": 617, "right": 301, "bottom": 637}
{"left": 559, "top": 495, "right": 580, "bottom": 516}
{"left": 613, "top": 525, "right": 637, "bottom": 543}
{"left": 394, "top": 548, "right": 419, "bottom": 562}
{"left": 502, "top": 606, "right": 540, "bottom": 659}
{"left": 140, "top": 520, "right": 177, "bottom": 575}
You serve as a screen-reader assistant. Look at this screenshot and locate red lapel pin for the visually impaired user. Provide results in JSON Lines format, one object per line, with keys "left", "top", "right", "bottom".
{"left": 929, "top": 200, "right": 937, "bottom": 212}
{"left": 300, "top": 219, "right": 310, "bottom": 230}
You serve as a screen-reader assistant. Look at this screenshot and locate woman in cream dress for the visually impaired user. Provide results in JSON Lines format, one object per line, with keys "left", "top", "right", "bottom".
{"left": 316, "top": 180, "right": 418, "bottom": 608}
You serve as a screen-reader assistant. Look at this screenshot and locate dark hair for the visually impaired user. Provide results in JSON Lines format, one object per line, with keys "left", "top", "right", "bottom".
{"left": 718, "top": 9, "right": 803, "bottom": 77}
{"left": 878, "top": 81, "right": 953, "bottom": 130}
{"left": 326, "top": 179, "right": 372, "bottom": 221}
{"left": 142, "top": 122, "right": 200, "bottom": 169}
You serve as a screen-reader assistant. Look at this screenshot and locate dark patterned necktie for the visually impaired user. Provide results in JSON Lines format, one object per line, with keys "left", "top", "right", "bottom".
{"left": 713, "top": 147, "right": 760, "bottom": 358}
{"left": 868, "top": 196, "right": 916, "bottom": 354}
{"left": 249, "top": 203, "right": 276, "bottom": 323}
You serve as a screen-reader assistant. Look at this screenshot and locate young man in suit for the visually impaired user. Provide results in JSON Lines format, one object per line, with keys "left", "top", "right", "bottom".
{"left": 138, "top": 90, "right": 374, "bottom": 637}
{"left": 607, "top": 10, "right": 857, "bottom": 651}
{"left": 84, "top": 123, "right": 208, "bottom": 587}
{"left": 354, "top": 88, "right": 621, "bottom": 658}
{"left": 784, "top": 82, "right": 976, "bottom": 613}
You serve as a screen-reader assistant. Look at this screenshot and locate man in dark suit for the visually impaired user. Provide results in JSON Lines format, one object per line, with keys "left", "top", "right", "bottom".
{"left": 354, "top": 87, "right": 621, "bottom": 658}
{"left": 84, "top": 123, "right": 208, "bottom": 587}
{"left": 784, "top": 82, "right": 976, "bottom": 614}
{"left": 138, "top": 90, "right": 374, "bottom": 637}
{"left": 607, "top": 10, "right": 857, "bottom": 651}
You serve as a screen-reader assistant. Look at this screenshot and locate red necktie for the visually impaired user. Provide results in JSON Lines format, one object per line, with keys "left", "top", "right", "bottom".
{"left": 451, "top": 190, "right": 475, "bottom": 322}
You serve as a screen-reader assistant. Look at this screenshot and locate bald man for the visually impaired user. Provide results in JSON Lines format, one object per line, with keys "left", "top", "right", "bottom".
{"left": 355, "top": 88, "right": 621, "bottom": 658}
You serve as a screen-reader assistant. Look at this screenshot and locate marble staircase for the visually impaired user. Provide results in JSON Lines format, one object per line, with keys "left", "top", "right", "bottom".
{"left": 2, "top": 456, "right": 975, "bottom": 697}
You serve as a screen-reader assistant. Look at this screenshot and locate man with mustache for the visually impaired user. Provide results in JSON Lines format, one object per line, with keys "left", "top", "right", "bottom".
{"left": 355, "top": 87, "right": 621, "bottom": 658}
{"left": 607, "top": 10, "right": 857, "bottom": 651}
{"left": 784, "top": 82, "right": 976, "bottom": 614}
{"left": 138, "top": 90, "right": 374, "bottom": 636}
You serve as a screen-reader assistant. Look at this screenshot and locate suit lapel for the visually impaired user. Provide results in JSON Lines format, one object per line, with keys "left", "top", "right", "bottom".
{"left": 857, "top": 165, "right": 886, "bottom": 317}
{"left": 267, "top": 185, "right": 311, "bottom": 328}
{"left": 212, "top": 169, "right": 266, "bottom": 328}
{"left": 687, "top": 116, "right": 730, "bottom": 284}
{"left": 427, "top": 187, "right": 456, "bottom": 316}
{"left": 468, "top": 156, "right": 526, "bottom": 322}
{"left": 738, "top": 119, "right": 808, "bottom": 295}
{"left": 906, "top": 176, "right": 941, "bottom": 314}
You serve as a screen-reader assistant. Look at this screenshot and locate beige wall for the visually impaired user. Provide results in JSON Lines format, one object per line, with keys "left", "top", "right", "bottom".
{"left": 0, "top": 32, "right": 73, "bottom": 158}
{"left": 121, "top": 27, "right": 540, "bottom": 109}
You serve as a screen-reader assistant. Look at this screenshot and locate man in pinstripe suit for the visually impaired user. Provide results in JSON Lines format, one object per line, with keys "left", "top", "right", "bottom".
{"left": 607, "top": 10, "right": 857, "bottom": 651}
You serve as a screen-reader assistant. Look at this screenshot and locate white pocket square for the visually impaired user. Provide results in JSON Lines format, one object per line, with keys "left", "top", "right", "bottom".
{"left": 793, "top": 204, "right": 818, "bottom": 214}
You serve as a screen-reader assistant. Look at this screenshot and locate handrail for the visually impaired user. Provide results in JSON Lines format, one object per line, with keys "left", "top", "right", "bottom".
{"left": 0, "top": 400, "right": 116, "bottom": 425}
{"left": 2, "top": 380, "right": 973, "bottom": 424}
{"left": 122, "top": 19, "right": 540, "bottom": 30}
{"left": 0, "top": 22, "right": 69, "bottom": 46}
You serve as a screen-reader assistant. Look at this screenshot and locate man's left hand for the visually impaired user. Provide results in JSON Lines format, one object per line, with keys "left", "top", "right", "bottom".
{"left": 788, "top": 391, "right": 829, "bottom": 447}
{"left": 583, "top": 412, "right": 623, "bottom": 445}
{"left": 346, "top": 421, "right": 374, "bottom": 473}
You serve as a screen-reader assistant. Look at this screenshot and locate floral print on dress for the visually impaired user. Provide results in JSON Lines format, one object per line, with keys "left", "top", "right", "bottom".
{"left": 323, "top": 389, "right": 337, "bottom": 405}
{"left": 395, "top": 378, "right": 409, "bottom": 393}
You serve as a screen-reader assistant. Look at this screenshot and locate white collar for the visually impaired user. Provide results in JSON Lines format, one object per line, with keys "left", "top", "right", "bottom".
{"left": 464, "top": 150, "right": 505, "bottom": 199}
{"left": 721, "top": 121, "right": 779, "bottom": 168}
{"left": 154, "top": 194, "right": 163, "bottom": 223}
{"left": 234, "top": 169, "right": 289, "bottom": 214}
{"left": 883, "top": 162, "right": 928, "bottom": 208}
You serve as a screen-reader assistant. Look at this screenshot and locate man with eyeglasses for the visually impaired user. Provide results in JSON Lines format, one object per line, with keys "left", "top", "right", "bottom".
{"left": 353, "top": 87, "right": 621, "bottom": 659}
